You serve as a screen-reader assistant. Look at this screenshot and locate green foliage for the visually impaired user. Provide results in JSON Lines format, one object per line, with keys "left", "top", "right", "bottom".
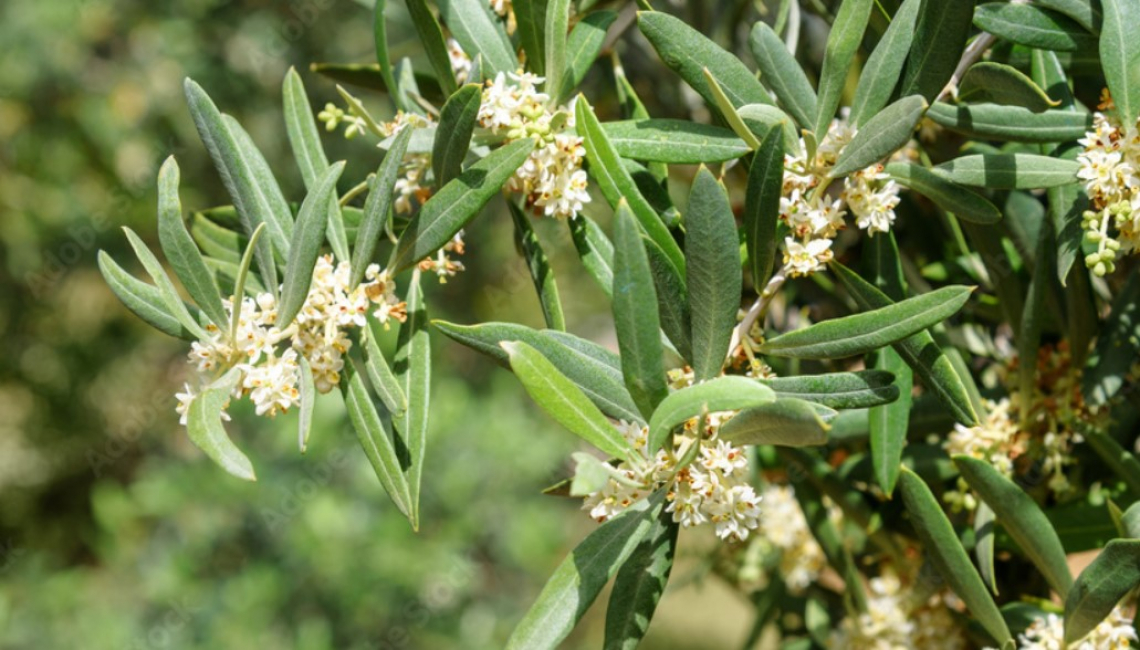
{"left": 73, "top": 0, "right": 1140, "bottom": 647}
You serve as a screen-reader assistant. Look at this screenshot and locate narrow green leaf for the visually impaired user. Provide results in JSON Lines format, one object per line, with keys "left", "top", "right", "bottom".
{"left": 786, "top": 477, "right": 869, "bottom": 613}
{"left": 544, "top": 0, "right": 571, "bottom": 107}
{"left": 759, "top": 371, "right": 899, "bottom": 409}
{"left": 612, "top": 202, "right": 668, "bottom": 420}
{"left": 156, "top": 156, "right": 227, "bottom": 328}
{"left": 932, "top": 154, "right": 1080, "bottom": 189}
{"left": 739, "top": 103, "right": 800, "bottom": 153}
{"left": 1122, "top": 502, "right": 1140, "bottom": 538}
{"left": 743, "top": 128, "right": 784, "bottom": 290}
{"left": 373, "top": 0, "right": 405, "bottom": 111}
{"left": 748, "top": 22, "right": 817, "bottom": 129}
{"left": 831, "top": 261, "right": 980, "bottom": 425}
{"left": 830, "top": 95, "right": 927, "bottom": 178}
{"left": 718, "top": 398, "right": 830, "bottom": 447}
{"left": 278, "top": 161, "right": 345, "bottom": 327}
{"left": 1031, "top": 48, "right": 1078, "bottom": 111}
{"left": 1101, "top": 0, "right": 1140, "bottom": 120}
{"left": 431, "top": 86, "right": 481, "bottom": 188}
{"left": 352, "top": 127, "right": 413, "bottom": 287}
{"left": 976, "top": 502, "right": 999, "bottom": 595}
{"left": 850, "top": 0, "right": 922, "bottom": 126}
{"left": 954, "top": 455, "right": 1074, "bottom": 597}
{"left": 343, "top": 360, "right": 414, "bottom": 520}
{"left": 309, "top": 63, "right": 444, "bottom": 97}
{"left": 222, "top": 115, "right": 295, "bottom": 250}
{"left": 637, "top": 11, "right": 773, "bottom": 111}
{"left": 925, "top": 102, "right": 1093, "bottom": 143}
{"left": 558, "top": 11, "right": 617, "bottom": 104}
{"left": 897, "top": 468, "right": 1013, "bottom": 646}
{"left": 686, "top": 167, "right": 741, "bottom": 381}
{"left": 394, "top": 271, "right": 430, "bottom": 529}
{"left": 392, "top": 138, "right": 534, "bottom": 273}
{"left": 974, "top": 3, "right": 1097, "bottom": 52}
{"left": 869, "top": 348, "right": 912, "bottom": 496}
{"left": 364, "top": 323, "right": 409, "bottom": 418}
{"left": 900, "top": 0, "right": 977, "bottom": 101}
{"left": 122, "top": 227, "right": 209, "bottom": 340}
{"left": 576, "top": 97, "right": 691, "bottom": 360}
{"left": 514, "top": 0, "right": 548, "bottom": 75}
{"left": 437, "top": 0, "right": 517, "bottom": 77}
{"left": 885, "top": 162, "right": 1002, "bottom": 224}
{"left": 603, "top": 507, "right": 677, "bottom": 650}
{"left": 283, "top": 68, "right": 349, "bottom": 263}
{"left": 1037, "top": 0, "right": 1102, "bottom": 32}
{"left": 297, "top": 355, "right": 315, "bottom": 453}
{"left": 433, "top": 321, "right": 642, "bottom": 423}
{"left": 814, "top": 0, "right": 874, "bottom": 138}
{"left": 759, "top": 286, "right": 973, "bottom": 360}
{"left": 702, "top": 69, "right": 761, "bottom": 150}
{"left": 647, "top": 376, "right": 775, "bottom": 452}
{"left": 509, "top": 203, "right": 566, "bottom": 331}
{"left": 569, "top": 214, "right": 614, "bottom": 298}
{"left": 230, "top": 223, "right": 266, "bottom": 342}
{"left": 406, "top": 0, "right": 458, "bottom": 97}
{"left": 1085, "top": 430, "right": 1140, "bottom": 496}
{"left": 98, "top": 251, "right": 200, "bottom": 341}
{"left": 507, "top": 492, "right": 665, "bottom": 650}
{"left": 1084, "top": 272, "right": 1140, "bottom": 405}
{"left": 504, "top": 340, "right": 631, "bottom": 461}
{"left": 779, "top": 447, "right": 904, "bottom": 561}
{"left": 960, "top": 62, "right": 1060, "bottom": 112}
{"left": 190, "top": 211, "right": 244, "bottom": 263}
{"left": 184, "top": 79, "right": 283, "bottom": 293}
{"left": 575, "top": 98, "right": 683, "bottom": 278}
{"left": 1064, "top": 540, "right": 1140, "bottom": 644}
{"left": 1018, "top": 218, "right": 1055, "bottom": 405}
{"left": 602, "top": 119, "right": 750, "bottom": 164}
{"left": 187, "top": 368, "right": 256, "bottom": 481}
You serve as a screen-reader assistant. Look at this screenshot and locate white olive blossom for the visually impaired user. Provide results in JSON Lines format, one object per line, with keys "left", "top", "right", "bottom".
{"left": 582, "top": 410, "right": 763, "bottom": 542}
{"left": 478, "top": 71, "right": 591, "bottom": 219}
{"left": 988, "top": 607, "right": 1137, "bottom": 650}
{"left": 1077, "top": 90, "right": 1140, "bottom": 274}
{"left": 777, "top": 114, "right": 906, "bottom": 278}
{"left": 831, "top": 571, "right": 966, "bottom": 650}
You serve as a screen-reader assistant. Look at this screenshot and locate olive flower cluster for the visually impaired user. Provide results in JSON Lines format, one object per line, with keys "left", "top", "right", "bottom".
{"left": 175, "top": 255, "right": 406, "bottom": 426}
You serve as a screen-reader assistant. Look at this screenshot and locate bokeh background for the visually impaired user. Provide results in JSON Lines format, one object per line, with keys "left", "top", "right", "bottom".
{"left": 0, "top": 0, "right": 760, "bottom": 647}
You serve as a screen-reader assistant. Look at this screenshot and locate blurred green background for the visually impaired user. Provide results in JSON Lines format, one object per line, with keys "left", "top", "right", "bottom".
{"left": 0, "top": 1, "right": 753, "bottom": 647}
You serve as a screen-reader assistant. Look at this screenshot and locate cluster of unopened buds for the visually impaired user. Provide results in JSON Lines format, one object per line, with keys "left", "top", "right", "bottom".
{"left": 1077, "top": 89, "right": 1140, "bottom": 276}
{"left": 780, "top": 114, "right": 904, "bottom": 278}
{"left": 175, "top": 255, "right": 406, "bottom": 426}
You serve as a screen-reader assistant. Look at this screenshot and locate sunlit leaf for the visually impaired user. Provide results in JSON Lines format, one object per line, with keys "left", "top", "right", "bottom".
{"left": 504, "top": 340, "right": 631, "bottom": 461}
{"left": 897, "top": 468, "right": 1012, "bottom": 646}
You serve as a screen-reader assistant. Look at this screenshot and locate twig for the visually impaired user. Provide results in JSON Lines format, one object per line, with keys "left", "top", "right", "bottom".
{"left": 937, "top": 32, "right": 995, "bottom": 103}
{"left": 727, "top": 268, "right": 788, "bottom": 361}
